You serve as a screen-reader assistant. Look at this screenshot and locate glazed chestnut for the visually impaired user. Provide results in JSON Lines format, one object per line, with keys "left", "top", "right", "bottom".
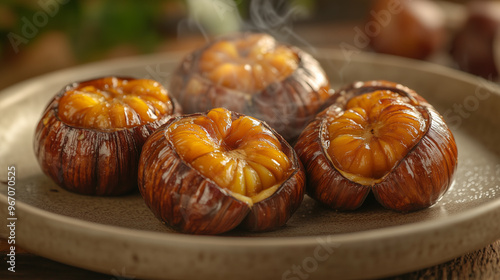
{"left": 34, "top": 77, "right": 181, "bottom": 195}
{"left": 295, "top": 81, "right": 458, "bottom": 212}
{"left": 450, "top": 1, "right": 500, "bottom": 79}
{"left": 366, "top": 0, "right": 445, "bottom": 60}
{"left": 169, "top": 32, "right": 331, "bottom": 142}
{"left": 138, "top": 107, "right": 305, "bottom": 234}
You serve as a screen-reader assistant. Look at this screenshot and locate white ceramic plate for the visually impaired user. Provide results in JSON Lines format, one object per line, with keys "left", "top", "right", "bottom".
{"left": 1, "top": 49, "right": 500, "bottom": 280}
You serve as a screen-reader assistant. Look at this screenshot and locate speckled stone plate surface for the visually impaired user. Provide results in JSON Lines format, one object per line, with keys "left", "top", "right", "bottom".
{"left": 1, "top": 49, "right": 499, "bottom": 279}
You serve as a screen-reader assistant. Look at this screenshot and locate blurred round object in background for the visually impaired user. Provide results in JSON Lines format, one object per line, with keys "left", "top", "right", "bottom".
{"left": 366, "top": 0, "right": 445, "bottom": 60}
{"left": 450, "top": 1, "right": 500, "bottom": 79}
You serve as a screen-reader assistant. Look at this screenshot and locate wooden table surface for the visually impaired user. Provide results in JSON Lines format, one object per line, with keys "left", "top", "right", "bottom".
{"left": 2, "top": 238, "right": 500, "bottom": 279}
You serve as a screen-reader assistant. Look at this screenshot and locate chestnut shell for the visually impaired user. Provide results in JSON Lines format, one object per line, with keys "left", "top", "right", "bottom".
{"left": 138, "top": 110, "right": 306, "bottom": 235}
{"left": 33, "top": 77, "right": 182, "bottom": 196}
{"left": 450, "top": 1, "right": 500, "bottom": 79}
{"left": 366, "top": 0, "right": 445, "bottom": 60}
{"left": 169, "top": 32, "right": 331, "bottom": 142}
{"left": 295, "top": 80, "right": 458, "bottom": 212}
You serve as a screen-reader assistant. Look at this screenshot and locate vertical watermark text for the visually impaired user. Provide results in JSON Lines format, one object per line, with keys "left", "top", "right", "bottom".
{"left": 6, "top": 165, "right": 16, "bottom": 273}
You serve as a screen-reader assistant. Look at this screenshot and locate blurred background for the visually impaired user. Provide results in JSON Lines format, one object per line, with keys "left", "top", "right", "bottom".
{"left": 0, "top": 0, "right": 497, "bottom": 90}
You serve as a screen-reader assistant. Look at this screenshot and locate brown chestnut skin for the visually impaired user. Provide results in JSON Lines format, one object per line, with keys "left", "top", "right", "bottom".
{"left": 366, "top": 0, "right": 445, "bottom": 60}
{"left": 169, "top": 32, "right": 331, "bottom": 143}
{"left": 295, "top": 80, "right": 458, "bottom": 212}
{"left": 138, "top": 108, "right": 305, "bottom": 235}
{"left": 451, "top": 1, "right": 500, "bottom": 79}
{"left": 34, "top": 77, "right": 182, "bottom": 196}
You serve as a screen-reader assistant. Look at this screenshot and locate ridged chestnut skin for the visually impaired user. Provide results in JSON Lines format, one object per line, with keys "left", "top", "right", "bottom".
{"left": 295, "top": 80, "right": 458, "bottom": 212}
{"left": 169, "top": 32, "right": 331, "bottom": 142}
{"left": 138, "top": 110, "right": 306, "bottom": 235}
{"left": 34, "top": 77, "right": 182, "bottom": 196}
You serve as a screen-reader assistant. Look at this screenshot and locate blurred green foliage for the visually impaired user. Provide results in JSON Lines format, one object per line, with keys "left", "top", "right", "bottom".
{"left": 69, "top": 0, "right": 163, "bottom": 60}
{"left": 0, "top": 0, "right": 314, "bottom": 62}
{"left": 0, "top": 0, "right": 176, "bottom": 61}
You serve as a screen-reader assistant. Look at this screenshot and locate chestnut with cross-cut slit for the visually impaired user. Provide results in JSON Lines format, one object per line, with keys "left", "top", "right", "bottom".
{"left": 295, "top": 80, "right": 458, "bottom": 212}
{"left": 34, "top": 77, "right": 181, "bottom": 196}
{"left": 138, "top": 107, "right": 305, "bottom": 235}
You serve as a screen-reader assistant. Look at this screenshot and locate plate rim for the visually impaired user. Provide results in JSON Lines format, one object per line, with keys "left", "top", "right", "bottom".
{"left": 1, "top": 49, "right": 499, "bottom": 245}
{"left": 2, "top": 190, "right": 500, "bottom": 246}
{"left": 2, "top": 49, "right": 500, "bottom": 279}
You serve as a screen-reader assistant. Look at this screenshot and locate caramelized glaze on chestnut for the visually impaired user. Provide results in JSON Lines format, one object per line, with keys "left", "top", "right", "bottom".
{"left": 34, "top": 77, "right": 181, "bottom": 195}
{"left": 295, "top": 80, "right": 458, "bottom": 212}
{"left": 169, "top": 32, "right": 331, "bottom": 142}
{"left": 138, "top": 107, "right": 305, "bottom": 234}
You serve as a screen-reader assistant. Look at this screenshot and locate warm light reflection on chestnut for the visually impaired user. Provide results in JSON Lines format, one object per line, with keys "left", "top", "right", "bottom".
{"left": 138, "top": 107, "right": 305, "bottom": 235}
{"left": 34, "top": 77, "right": 181, "bottom": 195}
{"left": 169, "top": 32, "right": 331, "bottom": 142}
{"left": 295, "top": 80, "right": 458, "bottom": 212}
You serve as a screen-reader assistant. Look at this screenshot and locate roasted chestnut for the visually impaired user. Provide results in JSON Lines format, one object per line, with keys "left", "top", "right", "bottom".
{"left": 169, "top": 32, "right": 331, "bottom": 142}
{"left": 34, "top": 77, "right": 181, "bottom": 195}
{"left": 366, "top": 0, "right": 445, "bottom": 60}
{"left": 138, "top": 107, "right": 305, "bottom": 234}
{"left": 295, "top": 80, "right": 458, "bottom": 212}
{"left": 450, "top": 1, "right": 500, "bottom": 79}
